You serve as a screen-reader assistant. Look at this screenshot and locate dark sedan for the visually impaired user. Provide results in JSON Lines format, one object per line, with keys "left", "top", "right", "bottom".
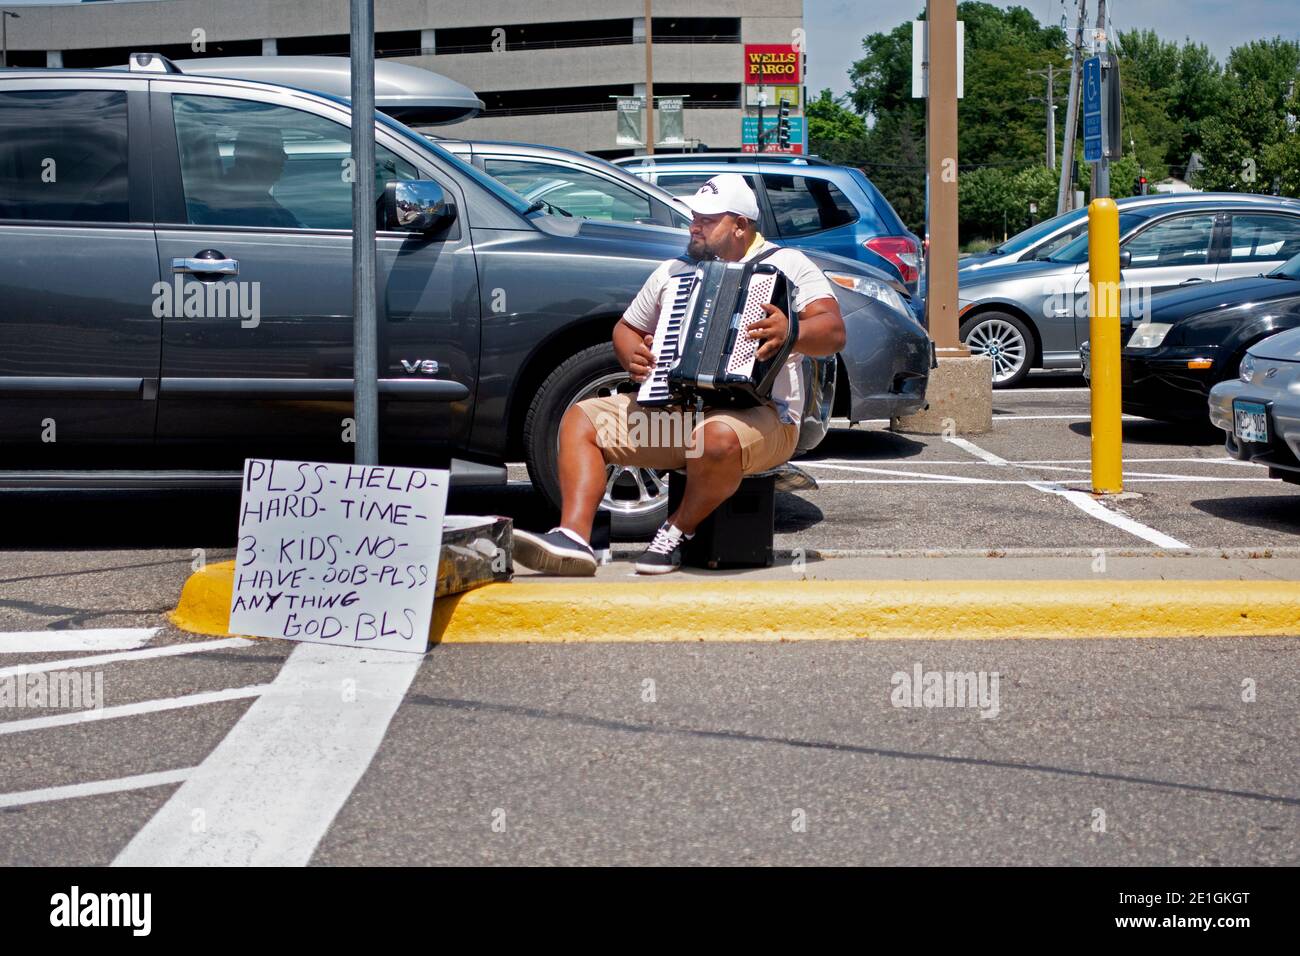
{"left": 1083, "top": 252, "right": 1300, "bottom": 424}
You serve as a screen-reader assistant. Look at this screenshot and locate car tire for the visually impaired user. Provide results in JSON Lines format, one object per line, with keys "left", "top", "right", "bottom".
{"left": 523, "top": 342, "right": 669, "bottom": 541}
{"left": 960, "top": 311, "right": 1034, "bottom": 388}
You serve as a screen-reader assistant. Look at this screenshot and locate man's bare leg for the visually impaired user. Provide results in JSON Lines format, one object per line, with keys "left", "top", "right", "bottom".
{"left": 557, "top": 405, "right": 608, "bottom": 543}
{"left": 668, "top": 421, "right": 744, "bottom": 534}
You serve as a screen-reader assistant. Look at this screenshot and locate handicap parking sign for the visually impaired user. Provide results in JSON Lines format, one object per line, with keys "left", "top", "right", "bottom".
{"left": 1083, "top": 56, "right": 1103, "bottom": 162}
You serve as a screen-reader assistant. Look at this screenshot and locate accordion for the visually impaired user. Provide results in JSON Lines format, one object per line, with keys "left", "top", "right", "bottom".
{"left": 636, "top": 254, "right": 798, "bottom": 409}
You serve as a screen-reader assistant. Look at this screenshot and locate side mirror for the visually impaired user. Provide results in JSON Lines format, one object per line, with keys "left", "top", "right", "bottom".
{"left": 1119, "top": 249, "right": 1132, "bottom": 269}
{"left": 384, "top": 180, "right": 455, "bottom": 233}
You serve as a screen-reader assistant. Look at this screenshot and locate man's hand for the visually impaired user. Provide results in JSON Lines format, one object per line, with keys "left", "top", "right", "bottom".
{"left": 748, "top": 303, "right": 791, "bottom": 361}
{"left": 628, "top": 333, "right": 656, "bottom": 383}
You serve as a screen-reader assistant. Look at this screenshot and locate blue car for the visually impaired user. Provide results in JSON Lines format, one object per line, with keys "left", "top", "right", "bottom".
{"left": 615, "top": 154, "right": 922, "bottom": 295}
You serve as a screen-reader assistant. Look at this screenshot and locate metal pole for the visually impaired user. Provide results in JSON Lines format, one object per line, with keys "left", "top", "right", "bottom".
{"left": 1091, "top": 0, "right": 1109, "bottom": 199}
{"left": 350, "top": 0, "right": 378, "bottom": 465}
{"left": 1088, "top": 198, "right": 1122, "bottom": 493}
{"left": 1046, "top": 64, "right": 1056, "bottom": 170}
{"left": 644, "top": 0, "right": 654, "bottom": 155}
{"left": 925, "top": 0, "right": 965, "bottom": 354}
{"left": 1056, "top": 0, "right": 1087, "bottom": 214}
{"left": 1029, "top": 63, "right": 1058, "bottom": 170}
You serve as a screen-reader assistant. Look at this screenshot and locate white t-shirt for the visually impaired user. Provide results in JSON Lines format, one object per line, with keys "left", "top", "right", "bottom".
{"left": 621, "top": 238, "right": 836, "bottom": 425}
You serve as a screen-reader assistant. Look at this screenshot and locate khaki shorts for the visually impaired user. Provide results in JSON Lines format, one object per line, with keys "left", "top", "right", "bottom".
{"left": 575, "top": 391, "right": 800, "bottom": 475}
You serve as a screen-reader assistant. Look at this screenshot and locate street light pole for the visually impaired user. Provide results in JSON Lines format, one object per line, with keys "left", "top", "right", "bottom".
{"left": 1056, "top": 0, "right": 1087, "bottom": 214}
{"left": 349, "top": 0, "right": 378, "bottom": 465}
{"left": 644, "top": 0, "right": 655, "bottom": 155}
{"left": 2, "top": 11, "right": 22, "bottom": 69}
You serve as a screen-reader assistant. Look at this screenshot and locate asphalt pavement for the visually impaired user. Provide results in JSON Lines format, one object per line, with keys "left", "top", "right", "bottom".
{"left": 1, "top": 374, "right": 1297, "bottom": 866}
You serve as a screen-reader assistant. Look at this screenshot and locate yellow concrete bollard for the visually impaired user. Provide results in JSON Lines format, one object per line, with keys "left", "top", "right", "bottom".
{"left": 1088, "top": 198, "right": 1123, "bottom": 494}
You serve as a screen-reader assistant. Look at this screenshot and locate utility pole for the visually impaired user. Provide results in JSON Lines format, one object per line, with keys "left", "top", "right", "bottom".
{"left": 644, "top": 0, "right": 655, "bottom": 154}
{"left": 1028, "top": 63, "right": 1059, "bottom": 170}
{"left": 1056, "top": 0, "right": 1087, "bottom": 215}
{"left": 349, "top": 0, "right": 378, "bottom": 465}
{"left": 1090, "top": 0, "right": 1109, "bottom": 199}
{"left": 925, "top": 0, "right": 965, "bottom": 355}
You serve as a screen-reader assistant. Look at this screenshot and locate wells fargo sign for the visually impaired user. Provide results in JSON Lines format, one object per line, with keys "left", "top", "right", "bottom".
{"left": 743, "top": 44, "right": 800, "bottom": 84}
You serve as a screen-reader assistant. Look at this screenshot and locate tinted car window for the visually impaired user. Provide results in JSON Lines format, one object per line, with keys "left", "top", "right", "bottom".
{"left": 172, "top": 94, "right": 417, "bottom": 229}
{"left": 1050, "top": 212, "right": 1161, "bottom": 263}
{"left": 1228, "top": 214, "right": 1300, "bottom": 263}
{"left": 994, "top": 210, "right": 1084, "bottom": 255}
{"left": 1028, "top": 223, "right": 1087, "bottom": 260}
{"left": 764, "top": 174, "right": 857, "bottom": 237}
{"left": 655, "top": 173, "right": 724, "bottom": 197}
{"left": 1123, "top": 213, "right": 1216, "bottom": 268}
{"left": 0, "top": 89, "right": 129, "bottom": 223}
{"left": 482, "top": 157, "right": 653, "bottom": 222}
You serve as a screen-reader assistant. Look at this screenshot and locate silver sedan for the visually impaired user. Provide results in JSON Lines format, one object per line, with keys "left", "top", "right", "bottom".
{"left": 957, "top": 196, "right": 1300, "bottom": 386}
{"left": 1209, "top": 327, "right": 1300, "bottom": 485}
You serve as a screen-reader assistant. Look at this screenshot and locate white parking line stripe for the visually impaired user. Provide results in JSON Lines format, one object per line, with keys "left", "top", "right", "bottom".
{"left": 798, "top": 462, "right": 990, "bottom": 482}
{"left": 1023, "top": 464, "right": 1251, "bottom": 480}
{"left": 809, "top": 457, "right": 1262, "bottom": 467}
{"left": 0, "top": 637, "right": 256, "bottom": 680}
{"left": 0, "top": 769, "right": 192, "bottom": 809}
{"left": 0, "top": 628, "right": 157, "bottom": 654}
{"left": 0, "top": 685, "right": 270, "bottom": 735}
{"left": 1029, "top": 481, "right": 1190, "bottom": 548}
{"left": 814, "top": 477, "right": 1278, "bottom": 485}
{"left": 991, "top": 414, "right": 1145, "bottom": 421}
{"left": 943, "top": 435, "right": 1192, "bottom": 548}
{"left": 113, "top": 641, "right": 423, "bottom": 867}
{"left": 1016, "top": 458, "right": 1262, "bottom": 466}
{"left": 943, "top": 437, "right": 1009, "bottom": 466}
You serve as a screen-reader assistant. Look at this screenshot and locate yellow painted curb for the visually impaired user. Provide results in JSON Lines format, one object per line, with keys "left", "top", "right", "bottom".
{"left": 173, "top": 560, "right": 1300, "bottom": 643}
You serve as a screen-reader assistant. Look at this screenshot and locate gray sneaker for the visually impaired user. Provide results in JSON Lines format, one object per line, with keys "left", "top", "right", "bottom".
{"left": 633, "top": 523, "right": 692, "bottom": 575}
{"left": 513, "top": 528, "right": 598, "bottom": 576}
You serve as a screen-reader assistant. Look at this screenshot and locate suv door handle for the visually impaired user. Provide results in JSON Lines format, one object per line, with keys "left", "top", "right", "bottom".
{"left": 1179, "top": 277, "right": 1207, "bottom": 285}
{"left": 172, "top": 255, "right": 239, "bottom": 276}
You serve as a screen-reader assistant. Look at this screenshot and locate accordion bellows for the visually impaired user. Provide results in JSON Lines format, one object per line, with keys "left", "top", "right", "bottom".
{"left": 637, "top": 255, "right": 798, "bottom": 409}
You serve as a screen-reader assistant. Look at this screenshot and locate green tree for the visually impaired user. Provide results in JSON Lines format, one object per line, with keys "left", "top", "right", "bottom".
{"left": 806, "top": 88, "right": 867, "bottom": 146}
{"left": 1197, "top": 39, "right": 1300, "bottom": 194}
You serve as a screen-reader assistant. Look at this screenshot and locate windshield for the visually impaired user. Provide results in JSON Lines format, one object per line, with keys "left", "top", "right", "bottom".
{"left": 1049, "top": 212, "right": 1153, "bottom": 263}
{"left": 374, "top": 111, "right": 535, "bottom": 216}
{"left": 1271, "top": 251, "right": 1300, "bottom": 280}
{"left": 995, "top": 208, "right": 1086, "bottom": 255}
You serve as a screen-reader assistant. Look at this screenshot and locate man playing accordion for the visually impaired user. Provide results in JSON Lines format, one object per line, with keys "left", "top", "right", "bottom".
{"left": 514, "top": 174, "right": 846, "bottom": 575}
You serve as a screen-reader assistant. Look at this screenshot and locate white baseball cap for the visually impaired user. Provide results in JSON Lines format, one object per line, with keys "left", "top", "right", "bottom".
{"left": 679, "top": 173, "right": 761, "bottom": 221}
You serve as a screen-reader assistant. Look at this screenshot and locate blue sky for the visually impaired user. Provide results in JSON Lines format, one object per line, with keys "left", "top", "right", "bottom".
{"left": 805, "top": 0, "right": 1300, "bottom": 98}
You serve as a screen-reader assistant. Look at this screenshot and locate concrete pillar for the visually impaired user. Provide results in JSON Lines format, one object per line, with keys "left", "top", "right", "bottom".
{"left": 420, "top": 29, "right": 434, "bottom": 55}
{"left": 261, "top": 38, "right": 276, "bottom": 56}
{"left": 891, "top": 356, "right": 994, "bottom": 434}
{"left": 46, "top": 50, "right": 63, "bottom": 68}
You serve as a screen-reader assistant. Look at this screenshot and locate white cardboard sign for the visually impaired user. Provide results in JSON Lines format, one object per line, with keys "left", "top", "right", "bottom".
{"left": 229, "top": 459, "right": 449, "bottom": 654}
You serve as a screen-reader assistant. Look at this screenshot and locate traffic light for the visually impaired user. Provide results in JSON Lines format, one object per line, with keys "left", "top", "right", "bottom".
{"left": 1135, "top": 175, "right": 1148, "bottom": 195}
{"left": 777, "top": 98, "right": 791, "bottom": 150}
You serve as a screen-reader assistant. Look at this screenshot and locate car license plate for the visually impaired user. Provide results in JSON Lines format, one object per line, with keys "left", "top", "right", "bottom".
{"left": 1233, "top": 400, "right": 1268, "bottom": 444}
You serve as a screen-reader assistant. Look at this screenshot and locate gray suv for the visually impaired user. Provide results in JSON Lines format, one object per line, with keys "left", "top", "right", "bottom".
{"left": 0, "top": 57, "right": 930, "bottom": 537}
